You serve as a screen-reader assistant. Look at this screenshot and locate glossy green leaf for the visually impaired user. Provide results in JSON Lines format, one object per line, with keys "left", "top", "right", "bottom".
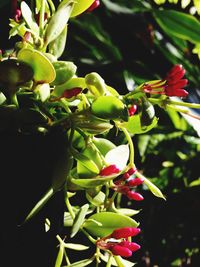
{"left": 105, "top": 144, "right": 129, "bottom": 170}
{"left": 153, "top": 9, "right": 200, "bottom": 44}
{"left": 48, "top": 25, "right": 68, "bottom": 59}
{"left": 62, "top": 258, "right": 94, "bottom": 267}
{"left": 71, "top": 147, "right": 99, "bottom": 174}
{"left": 91, "top": 95, "right": 128, "bottom": 121}
{"left": 114, "top": 256, "right": 136, "bottom": 267}
{"left": 0, "top": 92, "right": 6, "bottom": 105}
{"left": 77, "top": 144, "right": 103, "bottom": 178}
{"left": 44, "top": 0, "right": 74, "bottom": 45}
{"left": 122, "top": 114, "right": 158, "bottom": 134}
{"left": 17, "top": 48, "right": 56, "bottom": 83}
{"left": 70, "top": 0, "right": 94, "bottom": 17}
{"left": 51, "top": 61, "right": 77, "bottom": 86}
{"left": 116, "top": 208, "right": 141, "bottom": 217}
{"left": 21, "top": 1, "right": 39, "bottom": 36}
{"left": 93, "top": 137, "right": 116, "bottom": 156}
{"left": 84, "top": 212, "right": 139, "bottom": 237}
{"left": 71, "top": 204, "right": 89, "bottom": 237}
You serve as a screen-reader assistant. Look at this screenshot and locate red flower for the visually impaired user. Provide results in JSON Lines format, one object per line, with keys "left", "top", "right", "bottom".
{"left": 120, "top": 241, "right": 141, "bottom": 252}
{"left": 14, "top": 9, "right": 22, "bottom": 22}
{"left": 99, "top": 164, "right": 120, "bottom": 176}
{"left": 62, "top": 87, "right": 82, "bottom": 99}
{"left": 165, "top": 64, "right": 188, "bottom": 97}
{"left": 128, "top": 167, "right": 137, "bottom": 175}
{"left": 142, "top": 64, "right": 188, "bottom": 97}
{"left": 87, "top": 0, "right": 100, "bottom": 12}
{"left": 111, "top": 227, "right": 141, "bottom": 239}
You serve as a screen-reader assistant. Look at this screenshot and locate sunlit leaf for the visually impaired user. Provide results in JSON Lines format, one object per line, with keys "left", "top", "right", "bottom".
{"left": 105, "top": 144, "right": 129, "bottom": 170}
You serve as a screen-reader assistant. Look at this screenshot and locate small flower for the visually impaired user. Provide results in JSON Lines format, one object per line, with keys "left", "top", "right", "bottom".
{"left": 87, "top": 0, "right": 100, "bottom": 12}
{"left": 111, "top": 227, "right": 141, "bottom": 239}
{"left": 128, "top": 167, "right": 137, "bottom": 175}
{"left": 128, "top": 104, "right": 137, "bottom": 116}
{"left": 127, "top": 191, "right": 144, "bottom": 201}
{"left": 119, "top": 241, "right": 141, "bottom": 252}
{"left": 99, "top": 164, "right": 120, "bottom": 176}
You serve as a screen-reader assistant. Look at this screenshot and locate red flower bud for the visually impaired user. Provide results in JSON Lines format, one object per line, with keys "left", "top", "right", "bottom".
{"left": 87, "top": 0, "right": 100, "bottom": 12}
{"left": 111, "top": 245, "right": 132, "bottom": 257}
{"left": 119, "top": 241, "right": 141, "bottom": 252}
{"left": 128, "top": 105, "right": 137, "bottom": 116}
{"left": 128, "top": 167, "right": 137, "bottom": 175}
{"left": 111, "top": 227, "right": 141, "bottom": 239}
{"left": 100, "top": 164, "right": 120, "bottom": 176}
{"left": 127, "top": 177, "right": 144, "bottom": 187}
{"left": 122, "top": 172, "right": 130, "bottom": 180}
{"left": 127, "top": 191, "right": 144, "bottom": 201}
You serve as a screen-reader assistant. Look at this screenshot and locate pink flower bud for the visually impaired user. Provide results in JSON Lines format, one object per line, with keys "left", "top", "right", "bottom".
{"left": 127, "top": 191, "right": 144, "bottom": 201}
{"left": 111, "top": 227, "right": 141, "bottom": 239}
{"left": 127, "top": 177, "right": 144, "bottom": 187}
{"left": 87, "top": 0, "right": 100, "bottom": 12}
{"left": 100, "top": 164, "right": 120, "bottom": 176}
{"left": 111, "top": 245, "right": 132, "bottom": 257}
{"left": 128, "top": 167, "right": 137, "bottom": 175}
{"left": 119, "top": 241, "right": 141, "bottom": 252}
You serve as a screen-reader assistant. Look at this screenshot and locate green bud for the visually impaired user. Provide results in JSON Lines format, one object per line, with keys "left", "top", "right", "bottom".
{"left": 51, "top": 61, "right": 77, "bottom": 86}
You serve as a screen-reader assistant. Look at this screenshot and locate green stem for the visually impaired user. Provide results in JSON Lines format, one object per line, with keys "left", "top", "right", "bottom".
{"left": 120, "top": 126, "right": 135, "bottom": 167}
{"left": 65, "top": 197, "right": 75, "bottom": 220}
{"left": 81, "top": 228, "right": 97, "bottom": 244}
{"left": 47, "top": 0, "right": 55, "bottom": 14}
{"left": 106, "top": 253, "right": 113, "bottom": 267}
{"left": 39, "top": 0, "right": 46, "bottom": 37}
{"left": 166, "top": 104, "right": 200, "bottom": 120}
{"left": 10, "top": 92, "right": 19, "bottom": 107}
{"left": 149, "top": 97, "right": 200, "bottom": 109}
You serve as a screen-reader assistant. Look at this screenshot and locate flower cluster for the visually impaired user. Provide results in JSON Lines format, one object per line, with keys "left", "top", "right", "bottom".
{"left": 113, "top": 168, "right": 144, "bottom": 201}
{"left": 142, "top": 64, "right": 188, "bottom": 97}
{"left": 96, "top": 227, "right": 141, "bottom": 258}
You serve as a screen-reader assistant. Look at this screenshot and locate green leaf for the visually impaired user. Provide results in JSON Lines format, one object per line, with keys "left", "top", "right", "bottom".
{"left": 86, "top": 191, "right": 105, "bottom": 206}
{"left": 71, "top": 204, "right": 89, "bottom": 237}
{"left": 122, "top": 114, "right": 158, "bottom": 134}
{"left": 114, "top": 256, "right": 136, "bottom": 267}
{"left": 48, "top": 24, "right": 68, "bottom": 59}
{"left": 116, "top": 208, "right": 141, "bottom": 217}
{"left": 44, "top": 0, "right": 74, "bottom": 45}
{"left": 51, "top": 60, "right": 77, "bottom": 86}
{"left": 84, "top": 212, "right": 139, "bottom": 237}
{"left": 93, "top": 137, "right": 116, "bottom": 156}
{"left": 21, "top": 1, "right": 39, "bottom": 36}
{"left": 71, "top": 148, "right": 99, "bottom": 174}
{"left": 91, "top": 95, "right": 128, "bottom": 121}
{"left": 23, "top": 188, "right": 54, "bottom": 223}
{"left": 62, "top": 258, "right": 94, "bottom": 267}
{"left": 143, "top": 177, "right": 166, "bottom": 200}
{"left": 70, "top": 0, "right": 95, "bottom": 17}
{"left": 153, "top": 9, "right": 200, "bottom": 44}
{"left": 17, "top": 48, "right": 56, "bottom": 83}
{"left": 64, "top": 243, "right": 89, "bottom": 250}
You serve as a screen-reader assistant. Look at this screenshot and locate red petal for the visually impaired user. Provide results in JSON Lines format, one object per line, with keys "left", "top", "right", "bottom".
{"left": 127, "top": 191, "right": 144, "bottom": 201}
{"left": 99, "top": 164, "right": 120, "bottom": 176}
{"left": 111, "top": 227, "right": 141, "bottom": 239}
{"left": 119, "top": 241, "right": 141, "bottom": 252}
{"left": 111, "top": 245, "right": 132, "bottom": 257}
